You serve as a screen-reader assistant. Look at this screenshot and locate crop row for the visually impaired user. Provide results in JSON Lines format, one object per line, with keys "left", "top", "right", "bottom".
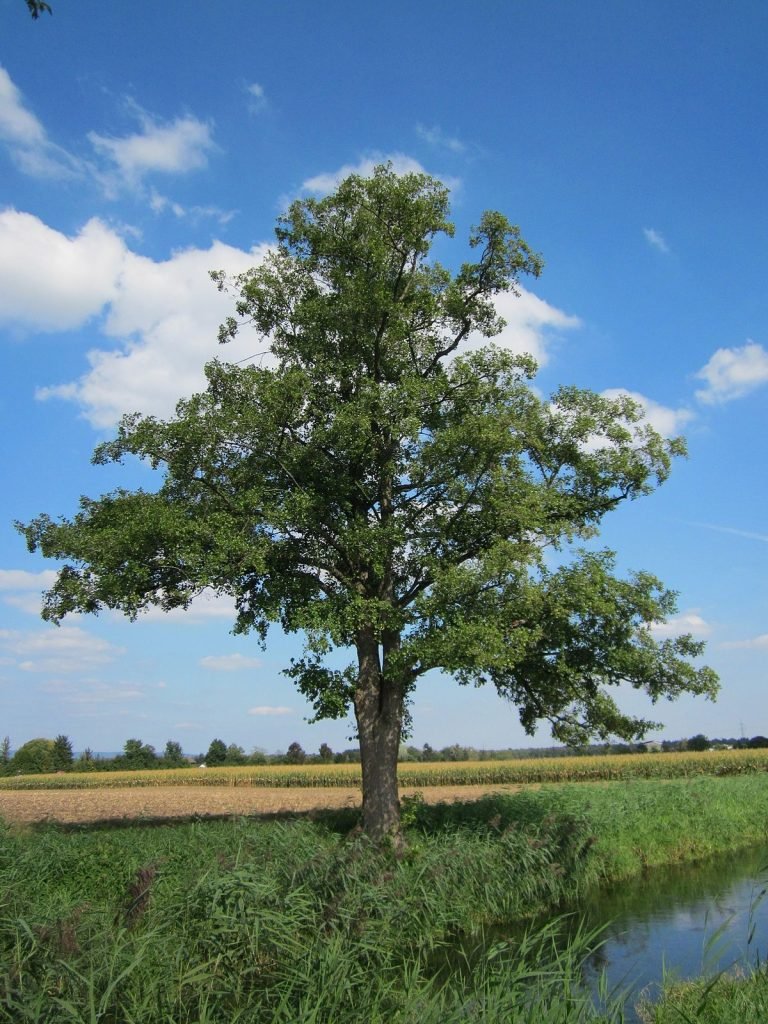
{"left": 2, "top": 747, "right": 768, "bottom": 790}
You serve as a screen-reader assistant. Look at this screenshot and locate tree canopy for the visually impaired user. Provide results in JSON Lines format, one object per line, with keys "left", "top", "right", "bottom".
{"left": 18, "top": 165, "right": 718, "bottom": 839}
{"left": 52, "top": 734, "right": 74, "bottom": 770}
{"left": 11, "top": 737, "right": 55, "bottom": 774}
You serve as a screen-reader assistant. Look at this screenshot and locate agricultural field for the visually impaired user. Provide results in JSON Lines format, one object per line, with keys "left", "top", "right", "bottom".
{"left": 0, "top": 783, "right": 523, "bottom": 827}
{"left": 1, "top": 747, "right": 767, "bottom": 791}
{"left": 2, "top": 748, "right": 768, "bottom": 828}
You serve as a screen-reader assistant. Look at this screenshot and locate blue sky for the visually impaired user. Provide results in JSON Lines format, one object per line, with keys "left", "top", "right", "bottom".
{"left": 1, "top": 0, "right": 766, "bottom": 756}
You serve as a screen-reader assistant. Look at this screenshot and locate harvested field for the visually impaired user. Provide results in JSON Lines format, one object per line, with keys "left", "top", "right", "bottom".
{"left": 0, "top": 783, "right": 524, "bottom": 826}
{"left": 4, "top": 749, "right": 767, "bottom": 792}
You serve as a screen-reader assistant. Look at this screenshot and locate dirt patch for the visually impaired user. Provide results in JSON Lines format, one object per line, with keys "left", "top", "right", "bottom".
{"left": 0, "top": 784, "right": 524, "bottom": 827}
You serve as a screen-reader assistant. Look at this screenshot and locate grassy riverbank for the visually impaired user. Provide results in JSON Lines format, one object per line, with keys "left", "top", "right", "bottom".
{"left": 1, "top": 777, "right": 766, "bottom": 1022}
{"left": 640, "top": 968, "right": 768, "bottom": 1023}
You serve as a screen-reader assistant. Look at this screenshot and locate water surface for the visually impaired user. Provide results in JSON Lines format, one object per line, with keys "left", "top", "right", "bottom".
{"left": 570, "top": 844, "right": 768, "bottom": 1018}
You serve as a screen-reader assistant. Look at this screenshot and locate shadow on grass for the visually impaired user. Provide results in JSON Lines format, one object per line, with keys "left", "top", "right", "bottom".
{"left": 408, "top": 790, "right": 571, "bottom": 833}
{"left": 21, "top": 788, "right": 570, "bottom": 837}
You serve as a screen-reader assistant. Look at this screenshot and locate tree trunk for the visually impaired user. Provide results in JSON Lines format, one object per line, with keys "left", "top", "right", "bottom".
{"left": 354, "top": 628, "right": 403, "bottom": 842}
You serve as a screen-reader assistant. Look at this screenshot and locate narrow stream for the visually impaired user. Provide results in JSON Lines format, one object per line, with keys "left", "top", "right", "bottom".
{"left": 565, "top": 844, "right": 768, "bottom": 1019}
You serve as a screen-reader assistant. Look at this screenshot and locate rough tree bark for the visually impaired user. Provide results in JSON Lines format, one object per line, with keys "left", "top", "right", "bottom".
{"left": 354, "top": 628, "right": 403, "bottom": 841}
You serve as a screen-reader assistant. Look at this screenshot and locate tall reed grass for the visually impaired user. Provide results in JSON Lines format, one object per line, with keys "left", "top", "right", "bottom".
{"left": 638, "top": 967, "right": 768, "bottom": 1023}
{"left": 2, "top": 777, "right": 767, "bottom": 1021}
{"left": 0, "top": 801, "right": 622, "bottom": 1022}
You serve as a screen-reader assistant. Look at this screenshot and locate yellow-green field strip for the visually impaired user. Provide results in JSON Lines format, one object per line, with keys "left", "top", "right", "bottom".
{"left": 2, "top": 748, "right": 768, "bottom": 790}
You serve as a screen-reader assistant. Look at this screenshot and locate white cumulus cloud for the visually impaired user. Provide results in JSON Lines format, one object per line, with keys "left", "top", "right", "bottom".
{"left": 649, "top": 611, "right": 711, "bottom": 639}
{"left": 0, "top": 211, "right": 125, "bottom": 331}
{"left": 600, "top": 389, "right": 693, "bottom": 438}
{"left": 1, "top": 65, "right": 221, "bottom": 210}
{"left": 0, "top": 210, "right": 269, "bottom": 425}
{"left": 4, "top": 202, "right": 580, "bottom": 426}
{"left": 694, "top": 341, "right": 768, "bottom": 404}
{"left": 300, "top": 153, "right": 434, "bottom": 195}
{"left": 463, "top": 288, "right": 580, "bottom": 367}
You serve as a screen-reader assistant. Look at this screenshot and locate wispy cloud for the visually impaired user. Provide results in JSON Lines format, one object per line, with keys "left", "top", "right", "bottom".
{"left": 687, "top": 521, "right": 768, "bottom": 544}
{"left": 0, "top": 625, "right": 124, "bottom": 673}
{"left": 0, "top": 65, "right": 43, "bottom": 146}
{"left": 3, "top": 594, "right": 49, "bottom": 614}
{"left": 0, "top": 65, "right": 84, "bottom": 179}
{"left": 245, "top": 82, "right": 267, "bottom": 113}
{"left": 643, "top": 227, "right": 670, "bottom": 253}
{"left": 89, "top": 106, "right": 216, "bottom": 192}
{"left": 247, "top": 705, "right": 293, "bottom": 716}
{"left": 1, "top": 64, "right": 222, "bottom": 216}
{"left": 1, "top": 571, "right": 58, "bottom": 616}
{"left": 415, "top": 123, "right": 465, "bottom": 154}
{"left": 694, "top": 340, "right": 768, "bottom": 404}
{"left": 42, "top": 678, "right": 146, "bottom": 704}
{"left": 720, "top": 634, "right": 768, "bottom": 650}
{"left": 148, "top": 188, "right": 235, "bottom": 224}
{"left": 0, "top": 569, "right": 57, "bottom": 591}
{"left": 200, "top": 653, "right": 262, "bottom": 672}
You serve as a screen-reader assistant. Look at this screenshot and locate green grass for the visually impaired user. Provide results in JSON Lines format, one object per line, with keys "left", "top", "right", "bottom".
{"left": 1, "top": 776, "right": 767, "bottom": 1022}
{"left": 408, "top": 775, "right": 768, "bottom": 880}
{"left": 0, "top": 808, "right": 616, "bottom": 1022}
{"left": 638, "top": 968, "right": 768, "bottom": 1023}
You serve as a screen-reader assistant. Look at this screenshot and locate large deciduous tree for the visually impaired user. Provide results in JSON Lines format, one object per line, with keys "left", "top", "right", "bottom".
{"left": 19, "top": 166, "right": 718, "bottom": 840}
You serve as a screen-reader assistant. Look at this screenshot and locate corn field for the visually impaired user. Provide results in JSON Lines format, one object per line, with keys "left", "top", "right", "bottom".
{"left": 1, "top": 747, "right": 767, "bottom": 790}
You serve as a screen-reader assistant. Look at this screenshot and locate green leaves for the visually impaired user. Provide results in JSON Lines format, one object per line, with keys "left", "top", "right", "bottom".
{"left": 18, "top": 163, "right": 717, "bottom": 753}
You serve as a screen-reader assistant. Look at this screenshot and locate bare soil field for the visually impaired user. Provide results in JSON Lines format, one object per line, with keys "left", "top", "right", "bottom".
{"left": 0, "top": 784, "right": 524, "bottom": 826}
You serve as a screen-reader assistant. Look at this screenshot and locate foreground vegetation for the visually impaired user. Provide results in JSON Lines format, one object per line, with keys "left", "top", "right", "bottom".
{"left": 3, "top": 746, "right": 768, "bottom": 791}
{"left": 639, "top": 969, "right": 768, "bottom": 1023}
{"left": 1, "top": 776, "right": 767, "bottom": 1021}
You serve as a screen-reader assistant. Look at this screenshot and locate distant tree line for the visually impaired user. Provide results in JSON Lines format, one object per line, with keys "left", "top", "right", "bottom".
{"left": 2, "top": 732, "right": 767, "bottom": 776}
{"left": 0, "top": 735, "right": 363, "bottom": 775}
{"left": 398, "top": 735, "right": 768, "bottom": 761}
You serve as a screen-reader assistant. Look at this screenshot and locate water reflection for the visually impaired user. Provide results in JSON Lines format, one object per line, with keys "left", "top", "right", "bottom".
{"left": 572, "top": 845, "right": 768, "bottom": 1019}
